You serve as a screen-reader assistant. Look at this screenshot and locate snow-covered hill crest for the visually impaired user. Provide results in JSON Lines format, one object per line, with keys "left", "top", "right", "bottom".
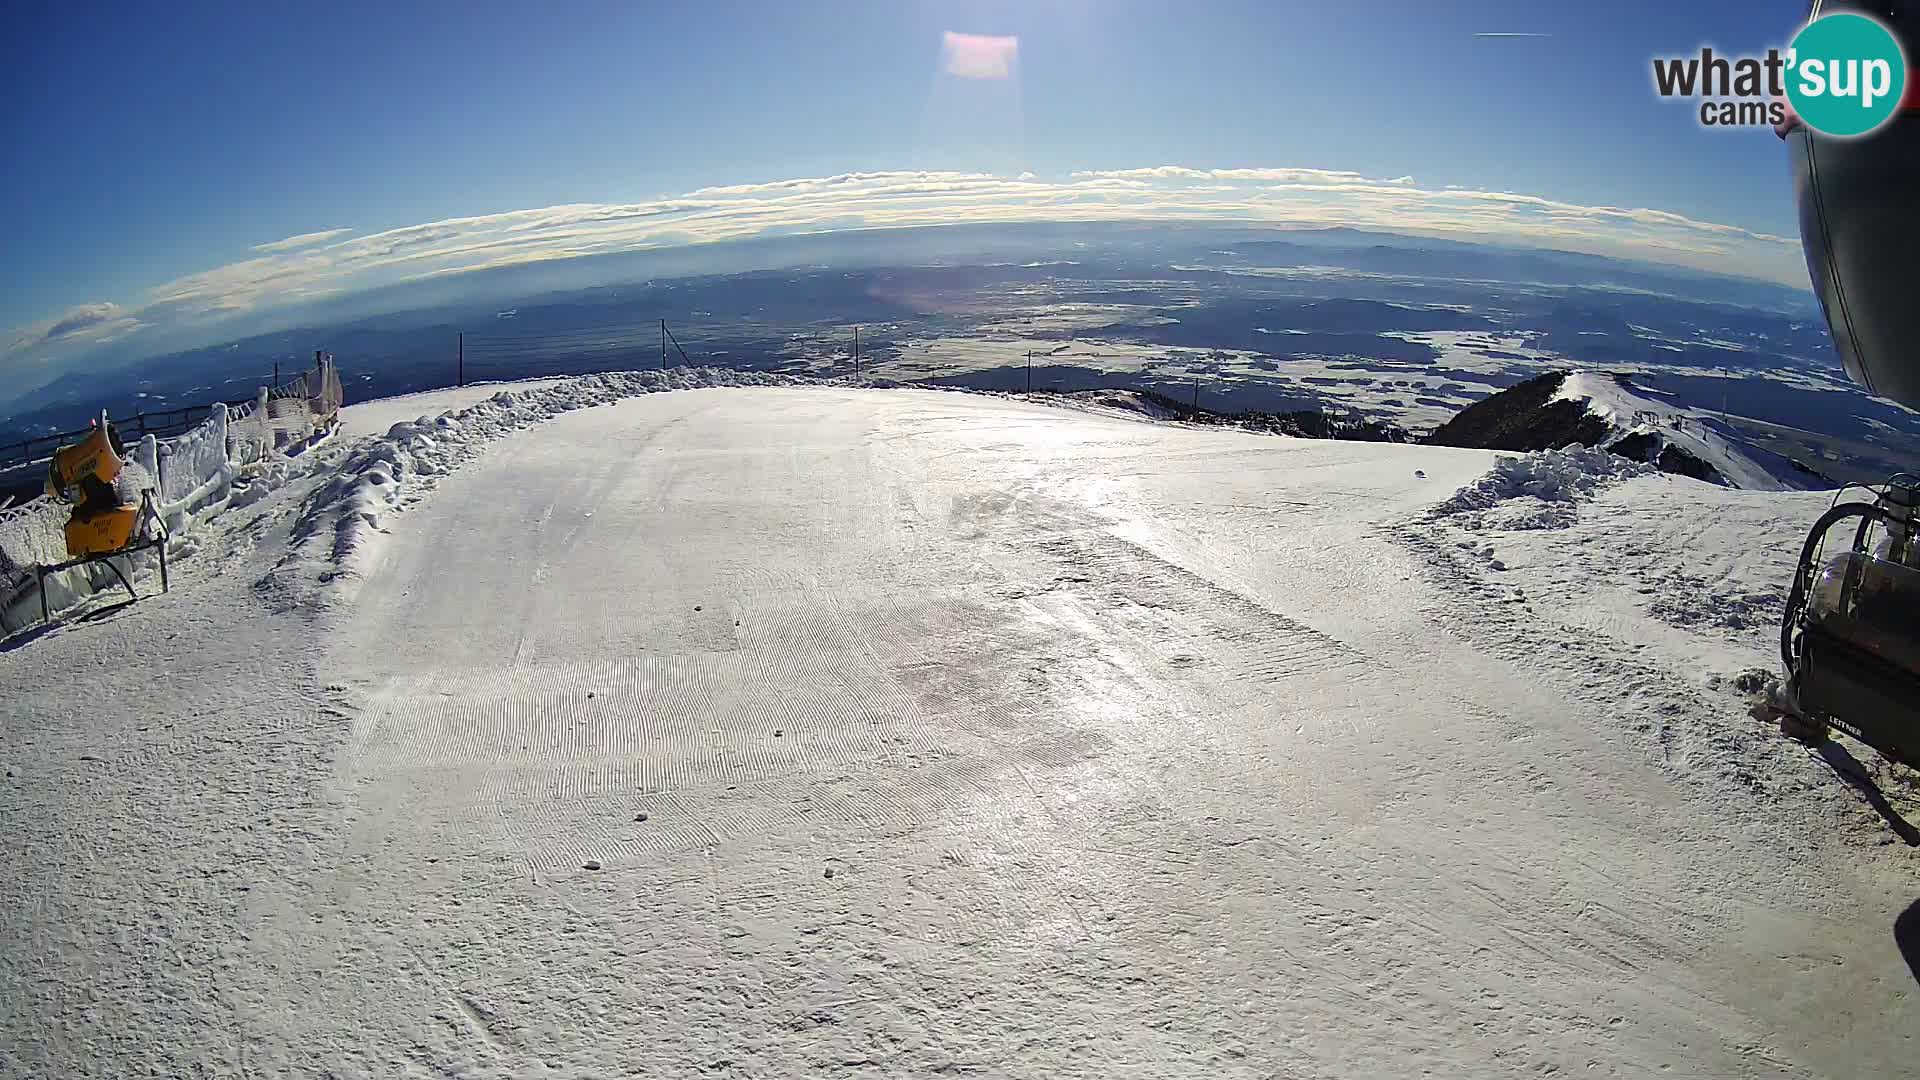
{"left": 1429, "top": 370, "right": 1831, "bottom": 492}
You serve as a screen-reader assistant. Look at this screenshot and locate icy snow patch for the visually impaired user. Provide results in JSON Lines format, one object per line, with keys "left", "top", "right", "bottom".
{"left": 1432, "top": 445, "right": 1655, "bottom": 529}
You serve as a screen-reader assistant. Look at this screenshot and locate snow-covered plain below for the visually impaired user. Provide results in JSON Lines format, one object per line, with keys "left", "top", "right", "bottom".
{"left": 2, "top": 374, "right": 1916, "bottom": 1078}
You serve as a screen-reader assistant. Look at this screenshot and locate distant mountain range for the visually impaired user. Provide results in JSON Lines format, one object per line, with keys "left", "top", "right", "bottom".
{"left": 4, "top": 221, "right": 1817, "bottom": 418}
{"left": 7, "top": 220, "right": 1906, "bottom": 488}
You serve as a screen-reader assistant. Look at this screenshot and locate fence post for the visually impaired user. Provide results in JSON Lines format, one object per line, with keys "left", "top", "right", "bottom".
{"left": 273, "top": 362, "right": 279, "bottom": 388}
{"left": 660, "top": 319, "right": 667, "bottom": 370}
{"left": 1192, "top": 378, "right": 1201, "bottom": 412}
{"left": 211, "top": 403, "right": 229, "bottom": 467}
{"left": 1026, "top": 350, "right": 1033, "bottom": 393}
{"left": 458, "top": 332, "right": 465, "bottom": 387}
{"left": 136, "top": 434, "right": 160, "bottom": 497}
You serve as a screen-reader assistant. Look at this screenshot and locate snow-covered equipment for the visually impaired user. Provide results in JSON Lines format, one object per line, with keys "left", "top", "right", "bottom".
{"left": 34, "top": 412, "right": 170, "bottom": 619}
{"left": 45, "top": 414, "right": 147, "bottom": 558}
{"left": 1773, "top": 476, "right": 1920, "bottom": 765}
{"left": 232, "top": 351, "right": 345, "bottom": 466}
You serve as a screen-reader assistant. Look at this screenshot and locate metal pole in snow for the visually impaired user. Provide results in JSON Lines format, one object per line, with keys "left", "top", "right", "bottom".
{"left": 457, "top": 332, "right": 464, "bottom": 387}
{"left": 1192, "top": 378, "right": 1201, "bottom": 412}
{"left": 854, "top": 325, "right": 860, "bottom": 374}
{"left": 1027, "top": 350, "right": 1033, "bottom": 393}
{"left": 660, "top": 319, "right": 668, "bottom": 370}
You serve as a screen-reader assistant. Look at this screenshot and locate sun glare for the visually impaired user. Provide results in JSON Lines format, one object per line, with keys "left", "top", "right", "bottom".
{"left": 941, "top": 31, "right": 1019, "bottom": 80}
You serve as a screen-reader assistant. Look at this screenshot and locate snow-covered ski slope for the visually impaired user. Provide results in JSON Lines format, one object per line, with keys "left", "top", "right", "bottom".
{"left": 3, "top": 377, "right": 1916, "bottom": 1079}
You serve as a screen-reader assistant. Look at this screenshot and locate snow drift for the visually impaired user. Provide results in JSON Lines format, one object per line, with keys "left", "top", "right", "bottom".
{"left": 1432, "top": 444, "right": 1656, "bottom": 530}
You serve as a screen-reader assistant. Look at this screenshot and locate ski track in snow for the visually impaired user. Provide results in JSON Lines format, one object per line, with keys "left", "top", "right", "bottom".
{"left": 2, "top": 375, "right": 1916, "bottom": 1078}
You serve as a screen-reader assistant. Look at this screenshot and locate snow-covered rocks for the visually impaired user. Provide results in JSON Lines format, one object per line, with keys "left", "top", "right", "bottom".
{"left": 1549, "top": 371, "right": 1819, "bottom": 491}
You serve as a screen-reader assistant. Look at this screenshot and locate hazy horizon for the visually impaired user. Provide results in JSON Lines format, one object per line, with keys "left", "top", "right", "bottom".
{"left": 0, "top": 212, "right": 1812, "bottom": 405}
{"left": 2, "top": 215, "right": 1809, "bottom": 401}
{"left": 4, "top": 2, "right": 1823, "bottom": 400}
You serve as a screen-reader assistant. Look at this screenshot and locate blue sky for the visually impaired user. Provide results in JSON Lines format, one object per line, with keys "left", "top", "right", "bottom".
{"left": 1, "top": 0, "right": 1818, "bottom": 388}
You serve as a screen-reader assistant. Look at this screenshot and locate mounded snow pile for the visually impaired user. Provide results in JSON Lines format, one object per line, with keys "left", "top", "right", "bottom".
{"left": 267, "top": 367, "right": 863, "bottom": 604}
{"left": 1433, "top": 444, "right": 1654, "bottom": 529}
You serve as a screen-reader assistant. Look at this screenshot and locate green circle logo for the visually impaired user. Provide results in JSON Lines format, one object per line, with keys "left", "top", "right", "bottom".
{"left": 1786, "top": 12, "right": 1908, "bottom": 137}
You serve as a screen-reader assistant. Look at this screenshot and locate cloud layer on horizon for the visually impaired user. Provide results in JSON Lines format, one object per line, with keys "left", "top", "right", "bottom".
{"left": 3, "top": 165, "right": 1803, "bottom": 389}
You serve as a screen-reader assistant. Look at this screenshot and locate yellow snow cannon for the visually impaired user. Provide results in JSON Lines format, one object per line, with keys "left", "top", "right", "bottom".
{"left": 44, "top": 417, "right": 142, "bottom": 557}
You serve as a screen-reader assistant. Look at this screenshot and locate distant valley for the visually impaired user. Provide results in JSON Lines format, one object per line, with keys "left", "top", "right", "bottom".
{"left": 6, "top": 222, "right": 1914, "bottom": 486}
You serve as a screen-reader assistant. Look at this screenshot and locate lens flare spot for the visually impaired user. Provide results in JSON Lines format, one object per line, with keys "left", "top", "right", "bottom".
{"left": 942, "top": 31, "right": 1018, "bottom": 80}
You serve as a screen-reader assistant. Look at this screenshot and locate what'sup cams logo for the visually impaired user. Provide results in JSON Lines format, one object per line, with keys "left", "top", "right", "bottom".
{"left": 1653, "top": 11, "right": 1909, "bottom": 136}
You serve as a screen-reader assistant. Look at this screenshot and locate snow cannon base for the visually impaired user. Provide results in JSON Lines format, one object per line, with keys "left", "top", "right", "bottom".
{"left": 1794, "top": 617, "right": 1918, "bottom": 762}
{"left": 30, "top": 490, "right": 170, "bottom": 626}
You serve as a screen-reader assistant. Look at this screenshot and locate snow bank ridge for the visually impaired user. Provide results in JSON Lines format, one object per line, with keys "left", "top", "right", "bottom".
{"left": 1434, "top": 445, "right": 1655, "bottom": 530}
{"left": 268, "top": 368, "right": 861, "bottom": 604}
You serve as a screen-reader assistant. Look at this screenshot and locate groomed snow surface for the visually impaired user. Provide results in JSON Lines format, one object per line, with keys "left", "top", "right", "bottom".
{"left": 3, "top": 373, "right": 1916, "bottom": 1078}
